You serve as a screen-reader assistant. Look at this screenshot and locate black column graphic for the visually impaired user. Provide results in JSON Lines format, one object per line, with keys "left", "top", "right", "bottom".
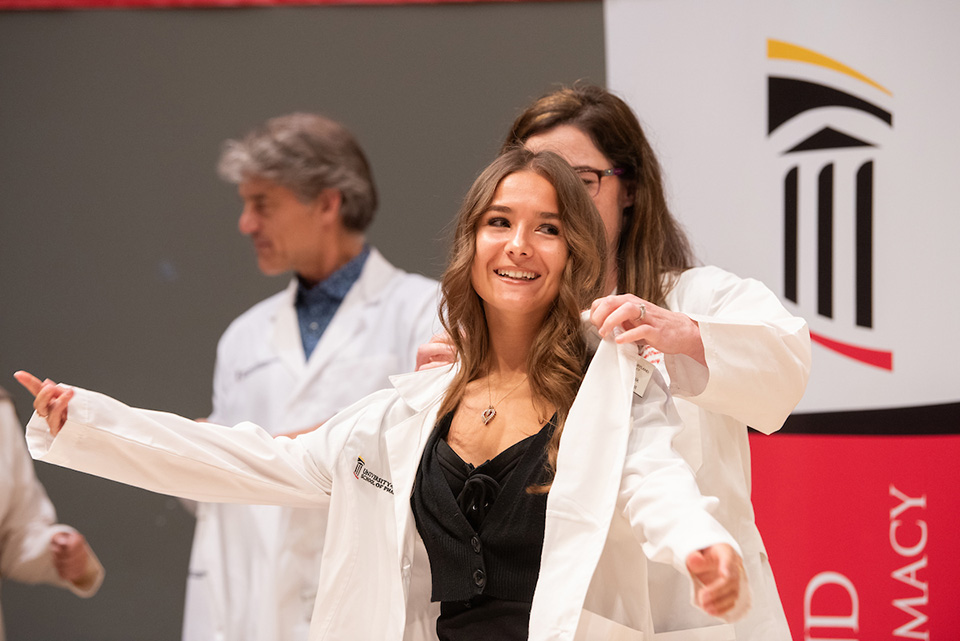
{"left": 818, "top": 164, "right": 834, "bottom": 318}
{"left": 856, "top": 161, "right": 874, "bottom": 328}
{"left": 784, "top": 167, "right": 799, "bottom": 303}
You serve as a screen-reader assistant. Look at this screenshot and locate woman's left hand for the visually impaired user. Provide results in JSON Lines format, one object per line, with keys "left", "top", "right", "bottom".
{"left": 415, "top": 331, "right": 457, "bottom": 372}
{"left": 13, "top": 370, "right": 74, "bottom": 436}
{"left": 686, "top": 543, "right": 744, "bottom": 618}
{"left": 589, "top": 294, "right": 706, "bottom": 367}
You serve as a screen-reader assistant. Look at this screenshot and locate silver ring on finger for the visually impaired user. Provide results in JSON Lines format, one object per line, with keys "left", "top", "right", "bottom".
{"left": 636, "top": 303, "right": 646, "bottom": 322}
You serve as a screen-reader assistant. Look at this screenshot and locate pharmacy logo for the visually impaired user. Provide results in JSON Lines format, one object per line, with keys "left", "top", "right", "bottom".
{"left": 767, "top": 39, "right": 893, "bottom": 370}
{"left": 353, "top": 456, "right": 394, "bottom": 494}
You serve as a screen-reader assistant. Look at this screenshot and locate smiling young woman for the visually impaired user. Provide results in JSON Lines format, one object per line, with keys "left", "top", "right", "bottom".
{"left": 18, "top": 147, "right": 748, "bottom": 641}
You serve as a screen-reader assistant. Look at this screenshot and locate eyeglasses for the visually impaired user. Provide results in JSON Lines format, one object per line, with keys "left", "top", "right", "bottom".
{"left": 575, "top": 167, "right": 625, "bottom": 197}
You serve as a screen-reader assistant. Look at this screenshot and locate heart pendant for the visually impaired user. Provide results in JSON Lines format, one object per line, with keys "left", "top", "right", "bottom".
{"left": 481, "top": 407, "right": 496, "bottom": 425}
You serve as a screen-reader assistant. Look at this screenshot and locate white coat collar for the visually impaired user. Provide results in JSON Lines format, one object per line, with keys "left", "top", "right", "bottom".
{"left": 381, "top": 365, "right": 455, "bottom": 617}
{"left": 271, "top": 248, "right": 402, "bottom": 395}
{"left": 389, "top": 363, "right": 456, "bottom": 413}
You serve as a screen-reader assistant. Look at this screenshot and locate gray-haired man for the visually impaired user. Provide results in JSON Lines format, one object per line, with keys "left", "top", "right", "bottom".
{"left": 183, "top": 113, "right": 438, "bottom": 641}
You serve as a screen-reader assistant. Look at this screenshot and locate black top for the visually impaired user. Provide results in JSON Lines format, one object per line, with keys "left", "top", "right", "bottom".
{"left": 411, "top": 411, "right": 555, "bottom": 641}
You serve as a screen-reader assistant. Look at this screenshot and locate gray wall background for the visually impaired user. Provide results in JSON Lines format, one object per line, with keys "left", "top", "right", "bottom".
{"left": 0, "top": 3, "right": 604, "bottom": 639}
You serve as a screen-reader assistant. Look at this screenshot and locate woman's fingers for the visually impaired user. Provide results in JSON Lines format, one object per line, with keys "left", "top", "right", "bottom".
{"left": 13, "top": 370, "right": 43, "bottom": 396}
{"left": 688, "top": 544, "right": 743, "bottom": 616}
{"left": 49, "top": 388, "right": 74, "bottom": 433}
{"left": 590, "top": 294, "right": 652, "bottom": 337}
{"left": 700, "top": 568, "right": 740, "bottom": 614}
{"left": 34, "top": 379, "right": 57, "bottom": 416}
{"left": 50, "top": 531, "right": 90, "bottom": 582}
{"left": 415, "top": 333, "right": 456, "bottom": 371}
{"left": 13, "top": 371, "right": 70, "bottom": 435}
{"left": 590, "top": 295, "right": 705, "bottom": 363}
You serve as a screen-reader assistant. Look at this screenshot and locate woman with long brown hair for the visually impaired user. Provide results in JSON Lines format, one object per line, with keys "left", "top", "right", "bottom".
{"left": 18, "top": 148, "right": 747, "bottom": 641}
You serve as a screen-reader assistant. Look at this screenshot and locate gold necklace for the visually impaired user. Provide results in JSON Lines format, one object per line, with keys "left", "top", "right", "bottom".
{"left": 482, "top": 374, "right": 528, "bottom": 425}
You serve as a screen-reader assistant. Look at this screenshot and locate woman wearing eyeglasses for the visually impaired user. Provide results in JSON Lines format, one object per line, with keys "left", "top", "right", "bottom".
{"left": 17, "top": 148, "right": 748, "bottom": 641}
{"left": 506, "top": 85, "right": 809, "bottom": 641}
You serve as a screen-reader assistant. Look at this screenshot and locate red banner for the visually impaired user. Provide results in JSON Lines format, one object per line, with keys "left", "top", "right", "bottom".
{"left": 0, "top": 0, "right": 569, "bottom": 9}
{"left": 751, "top": 429, "right": 960, "bottom": 640}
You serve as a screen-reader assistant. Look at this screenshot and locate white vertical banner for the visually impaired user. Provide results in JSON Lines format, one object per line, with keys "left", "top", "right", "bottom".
{"left": 605, "top": 0, "right": 960, "bottom": 413}
{"left": 605, "top": 2, "right": 960, "bottom": 639}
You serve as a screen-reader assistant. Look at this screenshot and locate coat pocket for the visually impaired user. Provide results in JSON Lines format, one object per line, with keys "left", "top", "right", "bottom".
{"left": 574, "top": 609, "right": 643, "bottom": 641}
{"left": 652, "top": 622, "right": 735, "bottom": 641}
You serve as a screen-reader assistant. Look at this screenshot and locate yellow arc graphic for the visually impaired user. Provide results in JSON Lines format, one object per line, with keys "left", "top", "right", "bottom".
{"left": 768, "top": 39, "right": 892, "bottom": 96}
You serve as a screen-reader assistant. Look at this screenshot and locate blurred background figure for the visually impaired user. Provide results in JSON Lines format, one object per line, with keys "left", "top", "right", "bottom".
{"left": 183, "top": 113, "right": 438, "bottom": 641}
{"left": 0, "top": 386, "right": 104, "bottom": 641}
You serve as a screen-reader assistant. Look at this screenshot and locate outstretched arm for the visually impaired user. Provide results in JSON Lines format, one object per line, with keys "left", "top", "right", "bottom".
{"left": 617, "top": 368, "right": 749, "bottom": 621}
{"left": 15, "top": 370, "right": 343, "bottom": 508}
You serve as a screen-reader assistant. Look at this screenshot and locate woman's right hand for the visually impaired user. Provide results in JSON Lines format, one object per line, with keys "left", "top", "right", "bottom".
{"left": 13, "top": 370, "right": 74, "bottom": 436}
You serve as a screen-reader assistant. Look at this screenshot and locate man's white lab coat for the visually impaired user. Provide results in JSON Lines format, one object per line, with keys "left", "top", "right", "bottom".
{"left": 185, "top": 248, "right": 439, "bottom": 641}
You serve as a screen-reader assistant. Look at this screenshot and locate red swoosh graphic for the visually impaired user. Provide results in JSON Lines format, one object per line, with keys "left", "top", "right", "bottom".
{"left": 810, "top": 331, "right": 893, "bottom": 370}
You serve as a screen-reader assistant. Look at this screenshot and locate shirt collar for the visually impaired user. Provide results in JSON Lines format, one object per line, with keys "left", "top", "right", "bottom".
{"left": 296, "top": 245, "right": 370, "bottom": 306}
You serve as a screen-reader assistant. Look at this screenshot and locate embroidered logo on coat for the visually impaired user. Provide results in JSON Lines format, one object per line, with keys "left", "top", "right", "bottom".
{"left": 354, "top": 456, "right": 394, "bottom": 494}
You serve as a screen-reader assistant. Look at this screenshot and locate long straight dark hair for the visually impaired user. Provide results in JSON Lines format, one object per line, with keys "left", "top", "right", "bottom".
{"left": 504, "top": 84, "right": 697, "bottom": 306}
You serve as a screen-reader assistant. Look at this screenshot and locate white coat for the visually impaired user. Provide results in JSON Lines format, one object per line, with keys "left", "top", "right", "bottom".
{"left": 184, "top": 248, "right": 439, "bottom": 641}
{"left": 0, "top": 393, "right": 104, "bottom": 641}
{"left": 641, "top": 265, "right": 811, "bottom": 640}
{"left": 27, "top": 335, "right": 747, "bottom": 641}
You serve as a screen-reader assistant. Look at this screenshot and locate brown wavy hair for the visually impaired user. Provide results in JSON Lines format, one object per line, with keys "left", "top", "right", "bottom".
{"left": 503, "top": 84, "right": 696, "bottom": 306}
{"left": 437, "top": 148, "right": 607, "bottom": 488}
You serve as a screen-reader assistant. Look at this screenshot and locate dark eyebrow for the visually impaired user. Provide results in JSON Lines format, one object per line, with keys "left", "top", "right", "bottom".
{"left": 482, "top": 206, "right": 559, "bottom": 219}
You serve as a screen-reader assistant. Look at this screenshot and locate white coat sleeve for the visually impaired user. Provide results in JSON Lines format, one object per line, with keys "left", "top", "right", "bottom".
{"left": 618, "top": 375, "right": 751, "bottom": 621}
{"left": 664, "top": 265, "right": 811, "bottom": 433}
{"left": 618, "top": 372, "right": 741, "bottom": 571}
{"left": 25, "top": 386, "right": 391, "bottom": 509}
{"left": 1, "top": 398, "right": 104, "bottom": 597}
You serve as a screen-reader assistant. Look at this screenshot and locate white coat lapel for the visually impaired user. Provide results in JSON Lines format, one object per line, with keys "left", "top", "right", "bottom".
{"left": 384, "top": 366, "right": 455, "bottom": 590}
{"left": 529, "top": 336, "right": 636, "bottom": 641}
{"left": 290, "top": 249, "right": 397, "bottom": 402}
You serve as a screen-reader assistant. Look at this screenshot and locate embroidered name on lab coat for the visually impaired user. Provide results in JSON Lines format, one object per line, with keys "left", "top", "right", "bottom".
{"left": 353, "top": 456, "right": 394, "bottom": 494}
{"left": 234, "top": 357, "right": 282, "bottom": 382}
